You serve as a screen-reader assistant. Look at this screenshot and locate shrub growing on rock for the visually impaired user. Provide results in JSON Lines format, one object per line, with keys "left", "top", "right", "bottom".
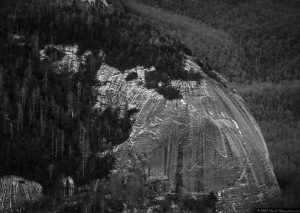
{"left": 156, "top": 85, "right": 182, "bottom": 100}
{"left": 125, "top": 72, "right": 138, "bottom": 81}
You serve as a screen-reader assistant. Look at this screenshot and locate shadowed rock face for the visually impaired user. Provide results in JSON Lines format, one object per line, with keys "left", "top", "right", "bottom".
{"left": 95, "top": 56, "right": 280, "bottom": 212}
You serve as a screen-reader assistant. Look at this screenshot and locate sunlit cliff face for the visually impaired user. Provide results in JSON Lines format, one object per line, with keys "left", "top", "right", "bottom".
{"left": 95, "top": 56, "right": 280, "bottom": 212}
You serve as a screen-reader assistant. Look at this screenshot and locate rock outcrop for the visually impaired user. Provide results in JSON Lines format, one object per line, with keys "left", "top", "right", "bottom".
{"left": 95, "top": 56, "right": 280, "bottom": 212}
{"left": 0, "top": 176, "right": 42, "bottom": 212}
{"left": 35, "top": 1, "right": 280, "bottom": 210}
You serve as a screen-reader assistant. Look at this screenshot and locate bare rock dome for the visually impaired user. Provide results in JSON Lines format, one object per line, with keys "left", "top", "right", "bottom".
{"left": 95, "top": 56, "right": 280, "bottom": 212}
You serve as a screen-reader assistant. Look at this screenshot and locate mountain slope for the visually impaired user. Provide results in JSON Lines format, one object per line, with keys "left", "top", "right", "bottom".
{"left": 0, "top": 0, "right": 282, "bottom": 212}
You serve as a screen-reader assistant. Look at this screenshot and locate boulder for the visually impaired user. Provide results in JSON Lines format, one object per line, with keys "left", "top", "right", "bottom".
{"left": 0, "top": 176, "right": 42, "bottom": 212}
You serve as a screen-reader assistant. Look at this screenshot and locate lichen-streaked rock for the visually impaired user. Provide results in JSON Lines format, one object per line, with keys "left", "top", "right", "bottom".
{"left": 0, "top": 176, "right": 43, "bottom": 212}
{"left": 94, "top": 56, "right": 280, "bottom": 212}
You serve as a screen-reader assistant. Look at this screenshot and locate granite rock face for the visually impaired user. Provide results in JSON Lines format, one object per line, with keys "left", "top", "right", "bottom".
{"left": 95, "top": 56, "right": 280, "bottom": 212}
{"left": 0, "top": 176, "right": 42, "bottom": 212}
{"left": 38, "top": 41, "right": 280, "bottom": 211}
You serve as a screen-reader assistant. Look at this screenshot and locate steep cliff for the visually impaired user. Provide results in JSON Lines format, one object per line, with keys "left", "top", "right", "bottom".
{"left": 95, "top": 56, "right": 280, "bottom": 212}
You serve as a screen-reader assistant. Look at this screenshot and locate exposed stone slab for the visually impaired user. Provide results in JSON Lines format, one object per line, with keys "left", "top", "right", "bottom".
{"left": 0, "top": 176, "right": 43, "bottom": 212}
{"left": 94, "top": 57, "right": 280, "bottom": 212}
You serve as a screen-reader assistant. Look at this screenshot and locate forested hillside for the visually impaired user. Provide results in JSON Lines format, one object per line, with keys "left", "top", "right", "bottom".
{"left": 134, "top": 0, "right": 299, "bottom": 82}
{"left": 0, "top": 0, "right": 202, "bottom": 211}
{"left": 0, "top": 0, "right": 131, "bottom": 190}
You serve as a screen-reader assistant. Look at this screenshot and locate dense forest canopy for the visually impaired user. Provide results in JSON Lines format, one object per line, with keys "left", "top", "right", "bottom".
{"left": 135, "top": 0, "right": 300, "bottom": 83}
